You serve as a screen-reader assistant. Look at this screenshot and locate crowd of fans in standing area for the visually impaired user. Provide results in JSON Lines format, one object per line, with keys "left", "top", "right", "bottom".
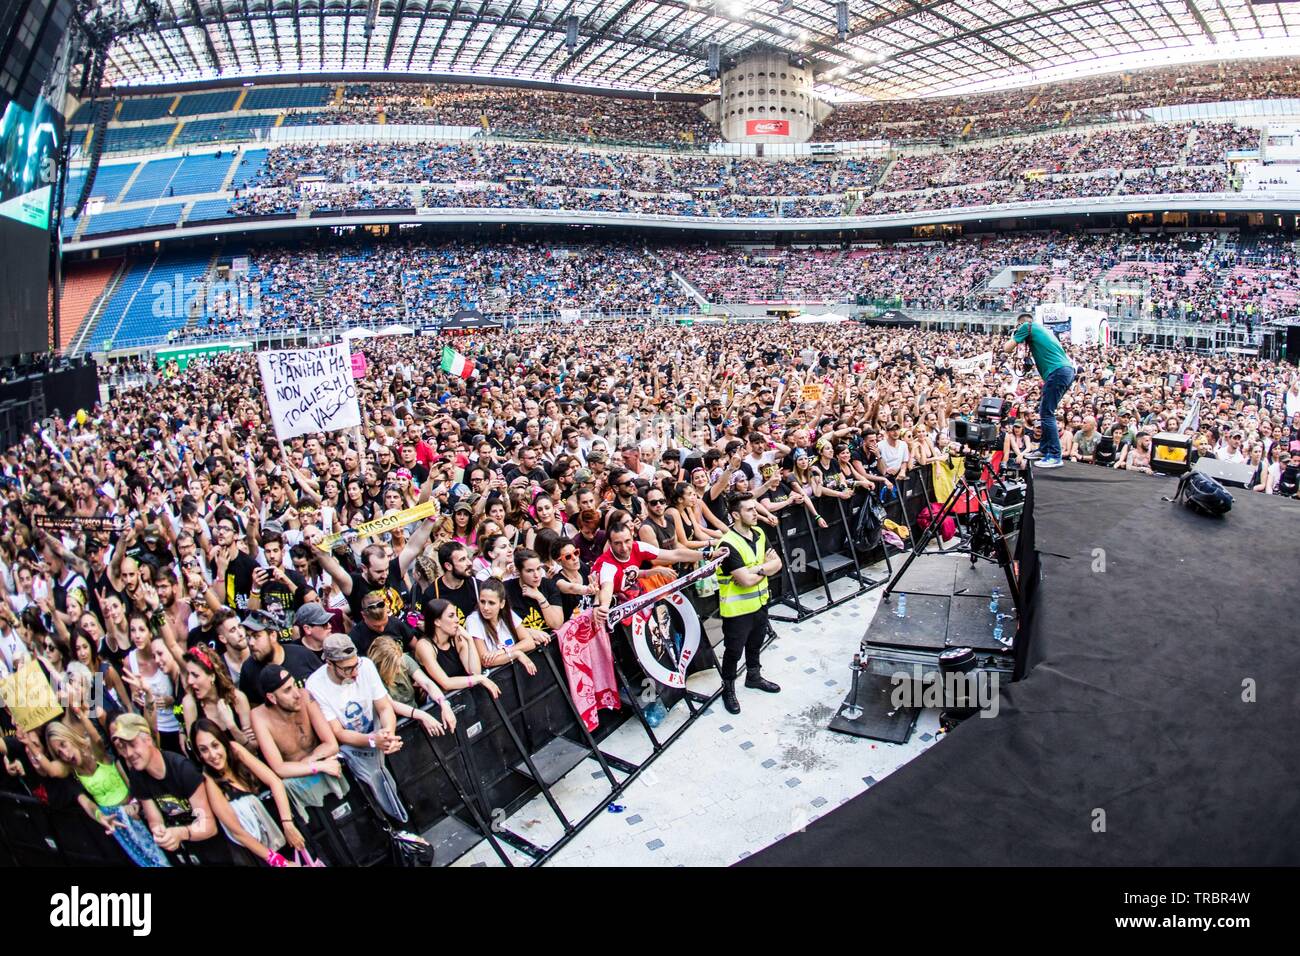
{"left": 3, "top": 322, "right": 1298, "bottom": 865}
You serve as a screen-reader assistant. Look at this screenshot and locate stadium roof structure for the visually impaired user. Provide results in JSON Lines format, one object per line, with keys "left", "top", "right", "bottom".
{"left": 99, "top": 0, "right": 1300, "bottom": 101}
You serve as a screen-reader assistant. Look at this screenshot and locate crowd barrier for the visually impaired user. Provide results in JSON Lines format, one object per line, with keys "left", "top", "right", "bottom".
{"left": 0, "top": 474, "right": 978, "bottom": 867}
{"left": 0, "top": 584, "right": 741, "bottom": 868}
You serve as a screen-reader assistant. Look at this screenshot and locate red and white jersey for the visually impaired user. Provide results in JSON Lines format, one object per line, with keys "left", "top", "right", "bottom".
{"left": 592, "top": 541, "right": 664, "bottom": 599}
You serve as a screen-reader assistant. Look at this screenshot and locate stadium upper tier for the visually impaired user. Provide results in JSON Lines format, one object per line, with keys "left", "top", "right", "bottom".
{"left": 62, "top": 231, "right": 1300, "bottom": 354}
{"left": 72, "top": 57, "right": 1300, "bottom": 153}
{"left": 60, "top": 119, "right": 1276, "bottom": 242}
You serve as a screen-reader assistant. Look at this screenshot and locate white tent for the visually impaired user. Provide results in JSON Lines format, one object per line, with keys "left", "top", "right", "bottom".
{"left": 341, "top": 327, "right": 376, "bottom": 340}
{"left": 790, "top": 313, "right": 848, "bottom": 324}
{"left": 376, "top": 324, "right": 416, "bottom": 337}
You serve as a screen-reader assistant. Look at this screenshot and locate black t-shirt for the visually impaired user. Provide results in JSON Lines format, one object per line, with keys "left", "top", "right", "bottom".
{"left": 501, "top": 460, "right": 547, "bottom": 484}
{"left": 127, "top": 751, "right": 233, "bottom": 864}
{"left": 258, "top": 568, "right": 310, "bottom": 640}
{"left": 238, "top": 643, "right": 323, "bottom": 706}
{"left": 505, "top": 577, "right": 562, "bottom": 635}
{"left": 221, "top": 552, "right": 259, "bottom": 618}
{"left": 187, "top": 624, "right": 218, "bottom": 651}
{"left": 348, "top": 616, "right": 416, "bottom": 658}
{"left": 346, "top": 557, "right": 407, "bottom": 620}
{"left": 426, "top": 575, "right": 480, "bottom": 628}
{"left": 720, "top": 527, "right": 764, "bottom": 577}
{"left": 550, "top": 565, "right": 591, "bottom": 620}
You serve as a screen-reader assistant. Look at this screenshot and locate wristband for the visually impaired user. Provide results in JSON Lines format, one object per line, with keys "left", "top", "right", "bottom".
{"left": 266, "top": 850, "right": 289, "bottom": 867}
{"left": 367, "top": 736, "right": 376, "bottom": 749}
{"left": 308, "top": 763, "right": 317, "bottom": 774}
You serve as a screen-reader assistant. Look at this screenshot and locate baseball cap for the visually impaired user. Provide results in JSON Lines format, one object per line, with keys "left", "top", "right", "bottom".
{"left": 321, "top": 635, "right": 358, "bottom": 662}
{"left": 244, "top": 609, "right": 283, "bottom": 632}
{"left": 110, "top": 713, "right": 153, "bottom": 743}
{"left": 295, "top": 602, "right": 332, "bottom": 627}
{"left": 573, "top": 468, "right": 593, "bottom": 485}
{"left": 258, "top": 665, "right": 294, "bottom": 699}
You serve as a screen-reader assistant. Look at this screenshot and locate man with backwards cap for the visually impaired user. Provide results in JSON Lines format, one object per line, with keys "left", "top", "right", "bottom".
{"left": 305, "top": 635, "right": 409, "bottom": 825}
{"left": 251, "top": 665, "right": 350, "bottom": 817}
{"left": 110, "top": 712, "right": 231, "bottom": 864}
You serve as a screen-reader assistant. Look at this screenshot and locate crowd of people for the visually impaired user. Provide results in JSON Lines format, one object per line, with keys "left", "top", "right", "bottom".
{"left": 667, "top": 231, "right": 1300, "bottom": 323}
{"left": 202, "top": 120, "right": 1247, "bottom": 225}
{"left": 186, "top": 239, "right": 690, "bottom": 337}
{"left": 120, "top": 230, "right": 1300, "bottom": 341}
{"left": 307, "top": 83, "right": 717, "bottom": 147}
{"left": 3, "top": 317, "right": 1299, "bottom": 866}
{"left": 249, "top": 58, "right": 1300, "bottom": 150}
{"left": 813, "top": 56, "right": 1300, "bottom": 144}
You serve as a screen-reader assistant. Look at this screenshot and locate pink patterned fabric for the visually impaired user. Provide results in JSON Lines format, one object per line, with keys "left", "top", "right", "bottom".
{"left": 556, "top": 610, "right": 621, "bottom": 732}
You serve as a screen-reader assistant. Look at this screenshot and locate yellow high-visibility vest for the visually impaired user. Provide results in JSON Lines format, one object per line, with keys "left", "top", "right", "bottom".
{"left": 716, "top": 526, "right": 769, "bottom": 618}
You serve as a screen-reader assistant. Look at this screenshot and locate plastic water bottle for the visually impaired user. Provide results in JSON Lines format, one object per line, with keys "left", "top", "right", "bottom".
{"left": 988, "top": 587, "right": 1000, "bottom": 614}
{"left": 897, "top": 593, "right": 907, "bottom": 619}
{"left": 645, "top": 698, "right": 667, "bottom": 728}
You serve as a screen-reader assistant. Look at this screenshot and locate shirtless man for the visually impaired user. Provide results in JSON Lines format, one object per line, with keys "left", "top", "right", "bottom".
{"left": 250, "top": 666, "right": 348, "bottom": 812}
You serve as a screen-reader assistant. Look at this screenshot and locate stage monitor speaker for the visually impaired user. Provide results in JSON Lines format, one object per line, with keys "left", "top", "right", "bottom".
{"left": 1286, "top": 326, "right": 1300, "bottom": 365}
{"left": 1151, "top": 431, "right": 1192, "bottom": 475}
{"left": 1193, "top": 456, "right": 1255, "bottom": 489}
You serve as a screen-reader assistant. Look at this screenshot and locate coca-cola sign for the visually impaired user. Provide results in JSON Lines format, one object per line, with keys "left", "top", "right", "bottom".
{"left": 745, "top": 119, "right": 790, "bottom": 136}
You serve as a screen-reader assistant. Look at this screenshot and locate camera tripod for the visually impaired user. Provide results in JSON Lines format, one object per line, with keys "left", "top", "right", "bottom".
{"left": 880, "top": 449, "right": 1020, "bottom": 612}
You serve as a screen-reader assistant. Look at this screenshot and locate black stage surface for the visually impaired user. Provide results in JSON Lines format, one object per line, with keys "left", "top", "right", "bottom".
{"left": 744, "top": 463, "right": 1300, "bottom": 866}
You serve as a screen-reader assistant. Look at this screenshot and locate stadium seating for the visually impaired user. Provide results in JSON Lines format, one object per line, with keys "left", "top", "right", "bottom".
{"left": 100, "top": 122, "right": 177, "bottom": 153}
{"left": 243, "top": 86, "right": 332, "bottom": 110}
{"left": 80, "top": 203, "right": 184, "bottom": 236}
{"left": 175, "top": 115, "right": 275, "bottom": 146}
{"left": 174, "top": 91, "right": 240, "bottom": 116}
{"left": 84, "top": 254, "right": 211, "bottom": 350}
{"left": 117, "top": 97, "right": 175, "bottom": 122}
{"left": 57, "top": 260, "right": 121, "bottom": 351}
{"left": 186, "top": 199, "right": 233, "bottom": 222}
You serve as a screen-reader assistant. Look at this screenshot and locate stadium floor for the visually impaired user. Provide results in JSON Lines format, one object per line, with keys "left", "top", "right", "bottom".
{"left": 453, "top": 570, "right": 943, "bottom": 866}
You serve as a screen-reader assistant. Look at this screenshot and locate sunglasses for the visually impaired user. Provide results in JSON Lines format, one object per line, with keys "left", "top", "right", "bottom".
{"left": 362, "top": 604, "right": 386, "bottom": 615}
{"left": 646, "top": 498, "right": 666, "bottom": 505}
{"left": 560, "top": 551, "right": 579, "bottom": 560}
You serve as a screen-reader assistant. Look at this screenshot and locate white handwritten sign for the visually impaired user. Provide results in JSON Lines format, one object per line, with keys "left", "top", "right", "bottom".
{"left": 258, "top": 343, "right": 362, "bottom": 441}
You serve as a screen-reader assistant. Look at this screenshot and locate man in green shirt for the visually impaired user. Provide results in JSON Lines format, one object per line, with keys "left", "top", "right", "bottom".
{"left": 1004, "top": 312, "right": 1075, "bottom": 468}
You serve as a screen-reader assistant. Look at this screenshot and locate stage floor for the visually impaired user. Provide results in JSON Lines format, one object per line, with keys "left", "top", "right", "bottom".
{"left": 743, "top": 463, "right": 1300, "bottom": 866}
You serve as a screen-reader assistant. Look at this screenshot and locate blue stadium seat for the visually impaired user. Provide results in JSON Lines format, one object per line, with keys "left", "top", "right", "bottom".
{"left": 174, "top": 115, "right": 275, "bottom": 146}
{"left": 243, "top": 86, "right": 332, "bottom": 110}
{"left": 101, "top": 123, "right": 177, "bottom": 153}
{"left": 174, "top": 91, "right": 240, "bottom": 116}
{"left": 187, "top": 199, "right": 232, "bottom": 222}
{"left": 228, "top": 149, "right": 269, "bottom": 189}
{"left": 85, "top": 254, "right": 211, "bottom": 351}
{"left": 117, "top": 97, "right": 174, "bottom": 122}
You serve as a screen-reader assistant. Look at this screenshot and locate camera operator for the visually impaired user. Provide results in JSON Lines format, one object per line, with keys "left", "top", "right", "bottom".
{"left": 1004, "top": 312, "right": 1075, "bottom": 469}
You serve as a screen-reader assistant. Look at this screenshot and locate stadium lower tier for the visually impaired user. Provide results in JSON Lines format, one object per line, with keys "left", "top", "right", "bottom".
{"left": 62, "top": 231, "right": 1300, "bottom": 352}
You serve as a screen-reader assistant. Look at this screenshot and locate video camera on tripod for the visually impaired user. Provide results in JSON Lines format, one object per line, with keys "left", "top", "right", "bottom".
{"left": 947, "top": 396, "right": 1013, "bottom": 482}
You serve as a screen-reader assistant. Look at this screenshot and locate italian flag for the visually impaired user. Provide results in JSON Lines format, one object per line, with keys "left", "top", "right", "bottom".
{"left": 440, "top": 346, "right": 476, "bottom": 379}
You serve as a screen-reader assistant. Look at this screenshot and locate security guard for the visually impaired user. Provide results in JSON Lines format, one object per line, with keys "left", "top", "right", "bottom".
{"left": 715, "top": 492, "right": 783, "bottom": 715}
